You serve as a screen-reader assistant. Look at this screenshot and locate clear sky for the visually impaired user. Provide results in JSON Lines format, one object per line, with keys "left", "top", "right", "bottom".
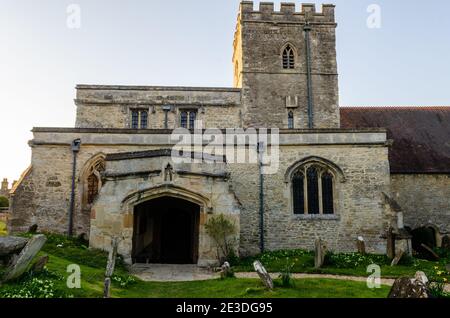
{"left": 0, "top": 0, "right": 449, "bottom": 184}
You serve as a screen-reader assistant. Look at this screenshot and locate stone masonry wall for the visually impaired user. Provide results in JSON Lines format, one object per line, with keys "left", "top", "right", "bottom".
{"left": 391, "top": 174, "right": 450, "bottom": 235}
{"left": 234, "top": 3, "right": 340, "bottom": 129}
{"left": 232, "top": 144, "right": 392, "bottom": 255}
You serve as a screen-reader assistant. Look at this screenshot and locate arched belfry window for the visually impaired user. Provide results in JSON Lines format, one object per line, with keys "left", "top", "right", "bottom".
{"left": 291, "top": 161, "right": 337, "bottom": 215}
{"left": 282, "top": 44, "right": 295, "bottom": 69}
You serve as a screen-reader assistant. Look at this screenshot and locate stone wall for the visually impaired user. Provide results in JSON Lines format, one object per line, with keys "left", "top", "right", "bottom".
{"left": 234, "top": 2, "right": 340, "bottom": 129}
{"left": 9, "top": 128, "right": 391, "bottom": 257}
{"left": 75, "top": 86, "right": 242, "bottom": 129}
{"left": 232, "top": 144, "right": 392, "bottom": 255}
{"left": 391, "top": 174, "right": 450, "bottom": 235}
{"left": 8, "top": 167, "right": 34, "bottom": 233}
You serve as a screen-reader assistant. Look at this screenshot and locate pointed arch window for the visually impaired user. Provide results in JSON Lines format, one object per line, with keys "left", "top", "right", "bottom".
{"left": 282, "top": 45, "right": 295, "bottom": 69}
{"left": 82, "top": 157, "right": 106, "bottom": 208}
{"left": 291, "top": 162, "right": 336, "bottom": 215}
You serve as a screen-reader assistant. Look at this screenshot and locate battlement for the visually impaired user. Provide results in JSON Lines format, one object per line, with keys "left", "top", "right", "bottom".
{"left": 240, "top": 1, "right": 335, "bottom": 24}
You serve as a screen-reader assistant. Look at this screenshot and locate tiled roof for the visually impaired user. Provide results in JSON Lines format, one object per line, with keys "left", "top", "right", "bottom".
{"left": 340, "top": 107, "right": 450, "bottom": 174}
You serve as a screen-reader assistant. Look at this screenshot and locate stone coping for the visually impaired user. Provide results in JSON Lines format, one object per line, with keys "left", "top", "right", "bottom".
{"left": 32, "top": 127, "right": 387, "bottom": 134}
{"left": 76, "top": 84, "right": 242, "bottom": 93}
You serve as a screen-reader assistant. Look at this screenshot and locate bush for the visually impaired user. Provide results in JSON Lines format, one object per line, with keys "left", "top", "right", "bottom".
{"left": 205, "top": 214, "right": 237, "bottom": 263}
{"left": 0, "top": 196, "right": 9, "bottom": 208}
{"left": 111, "top": 274, "right": 137, "bottom": 288}
{"left": 278, "top": 260, "right": 295, "bottom": 288}
{"left": 426, "top": 265, "right": 450, "bottom": 298}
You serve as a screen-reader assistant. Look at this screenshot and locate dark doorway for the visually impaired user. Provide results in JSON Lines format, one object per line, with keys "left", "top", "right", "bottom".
{"left": 132, "top": 197, "right": 200, "bottom": 264}
{"left": 411, "top": 226, "right": 437, "bottom": 260}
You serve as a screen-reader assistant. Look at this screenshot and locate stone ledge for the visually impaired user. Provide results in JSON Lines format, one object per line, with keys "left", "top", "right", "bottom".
{"left": 292, "top": 214, "right": 340, "bottom": 221}
{"left": 76, "top": 85, "right": 242, "bottom": 93}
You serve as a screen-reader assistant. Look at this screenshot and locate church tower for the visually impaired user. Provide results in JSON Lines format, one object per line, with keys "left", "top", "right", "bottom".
{"left": 233, "top": 2, "right": 340, "bottom": 129}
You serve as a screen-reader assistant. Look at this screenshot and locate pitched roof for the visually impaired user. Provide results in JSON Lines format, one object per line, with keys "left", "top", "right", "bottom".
{"left": 340, "top": 107, "right": 450, "bottom": 174}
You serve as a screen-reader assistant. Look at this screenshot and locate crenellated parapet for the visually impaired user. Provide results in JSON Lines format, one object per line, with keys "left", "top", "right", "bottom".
{"left": 239, "top": 1, "right": 335, "bottom": 24}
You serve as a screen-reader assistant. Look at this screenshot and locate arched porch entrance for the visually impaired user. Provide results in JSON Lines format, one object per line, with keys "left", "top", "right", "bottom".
{"left": 132, "top": 196, "right": 200, "bottom": 264}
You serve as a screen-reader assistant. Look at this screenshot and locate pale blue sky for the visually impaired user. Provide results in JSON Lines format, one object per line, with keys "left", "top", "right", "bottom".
{"left": 0, "top": 0, "right": 449, "bottom": 183}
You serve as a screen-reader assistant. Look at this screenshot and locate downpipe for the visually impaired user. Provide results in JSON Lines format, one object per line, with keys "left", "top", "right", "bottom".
{"left": 68, "top": 138, "right": 81, "bottom": 237}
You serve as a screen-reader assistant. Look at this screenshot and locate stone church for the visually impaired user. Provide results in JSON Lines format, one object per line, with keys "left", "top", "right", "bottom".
{"left": 8, "top": 2, "right": 449, "bottom": 266}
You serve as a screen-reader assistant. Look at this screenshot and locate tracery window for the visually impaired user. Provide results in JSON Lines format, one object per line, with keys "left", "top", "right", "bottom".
{"left": 83, "top": 158, "right": 105, "bottom": 206}
{"left": 292, "top": 163, "right": 335, "bottom": 215}
{"left": 282, "top": 44, "right": 295, "bottom": 69}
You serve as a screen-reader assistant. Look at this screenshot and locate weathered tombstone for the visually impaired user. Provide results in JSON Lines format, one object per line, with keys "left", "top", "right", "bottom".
{"left": 386, "top": 228, "right": 395, "bottom": 259}
{"left": 253, "top": 260, "right": 273, "bottom": 290}
{"left": 32, "top": 255, "right": 49, "bottom": 272}
{"left": 103, "top": 237, "right": 119, "bottom": 298}
{"left": 27, "top": 224, "right": 38, "bottom": 234}
{"left": 3, "top": 234, "right": 47, "bottom": 282}
{"left": 388, "top": 272, "right": 429, "bottom": 298}
{"left": 220, "top": 261, "right": 233, "bottom": 279}
{"left": 356, "top": 236, "right": 366, "bottom": 254}
{"left": 391, "top": 249, "right": 404, "bottom": 266}
{"left": 441, "top": 235, "right": 450, "bottom": 250}
{"left": 421, "top": 243, "right": 440, "bottom": 261}
{"left": 314, "top": 238, "right": 327, "bottom": 269}
{"left": 0, "top": 236, "right": 28, "bottom": 258}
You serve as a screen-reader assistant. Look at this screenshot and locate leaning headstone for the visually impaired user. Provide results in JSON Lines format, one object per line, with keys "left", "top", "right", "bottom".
{"left": 421, "top": 243, "right": 440, "bottom": 261}
{"left": 104, "top": 237, "right": 119, "bottom": 298}
{"left": 356, "top": 236, "right": 366, "bottom": 254}
{"left": 32, "top": 255, "right": 49, "bottom": 272}
{"left": 0, "top": 236, "right": 28, "bottom": 257}
{"left": 3, "top": 234, "right": 47, "bottom": 282}
{"left": 388, "top": 272, "right": 429, "bottom": 298}
{"left": 314, "top": 238, "right": 327, "bottom": 269}
{"left": 391, "top": 249, "right": 404, "bottom": 266}
{"left": 253, "top": 260, "right": 273, "bottom": 290}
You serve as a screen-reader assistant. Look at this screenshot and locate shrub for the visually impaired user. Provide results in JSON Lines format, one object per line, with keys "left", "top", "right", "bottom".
{"left": 426, "top": 266, "right": 450, "bottom": 298}
{"left": 278, "top": 260, "right": 295, "bottom": 288}
{"left": 205, "top": 214, "right": 237, "bottom": 263}
{"left": 0, "top": 196, "right": 9, "bottom": 208}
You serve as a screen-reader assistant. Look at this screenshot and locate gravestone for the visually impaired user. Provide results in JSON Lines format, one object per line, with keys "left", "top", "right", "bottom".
{"left": 356, "top": 236, "right": 366, "bottom": 254}
{"left": 314, "top": 238, "right": 327, "bottom": 269}
{"left": 220, "top": 261, "right": 233, "bottom": 279}
{"left": 442, "top": 235, "right": 450, "bottom": 250}
{"left": 388, "top": 271, "right": 429, "bottom": 298}
{"left": 0, "top": 236, "right": 28, "bottom": 257}
{"left": 391, "top": 249, "right": 404, "bottom": 266}
{"left": 386, "top": 228, "right": 395, "bottom": 259}
{"left": 3, "top": 234, "right": 47, "bottom": 282}
{"left": 421, "top": 243, "right": 440, "bottom": 261}
{"left": 104, "top": 237, "right": 119, "bottom": 298}
{"left": 32, "top": 255, "right": 49, "bottom": 272}
{"left": 253, "top": 260, "right": 273, "bottom": 290}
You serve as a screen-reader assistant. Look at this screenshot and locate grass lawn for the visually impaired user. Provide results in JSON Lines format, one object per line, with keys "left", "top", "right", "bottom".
{"left": 232, "top": 249, "right": 450, "bottom": 281}
{"left": 0, "top": 233, "right": 391, "bottom": 298}
{"left": 0, "top": 233, "right": 448, "bottom": 298}
{"left": 0, "top": 221, "right": 7, "bottom": 236}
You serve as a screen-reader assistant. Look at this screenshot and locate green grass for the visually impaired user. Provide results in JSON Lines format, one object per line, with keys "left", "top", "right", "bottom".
{"left": 0, "top": 221, "right": 7, "bottom": 236}
{"left": 0, "top": 233, "right": 392, "bottom": 298}
{"left": 232, "top": 249, "right": 450, "bottom": 281}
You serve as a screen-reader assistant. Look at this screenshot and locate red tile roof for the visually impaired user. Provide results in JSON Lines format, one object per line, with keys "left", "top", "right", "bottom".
{"left": 340, "top": 107, "right": 450, "bottom": 174}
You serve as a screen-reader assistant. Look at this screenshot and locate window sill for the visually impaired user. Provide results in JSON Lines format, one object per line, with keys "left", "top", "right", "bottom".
{"left": 292, "top": 214, "right": 340, "bottom": 221}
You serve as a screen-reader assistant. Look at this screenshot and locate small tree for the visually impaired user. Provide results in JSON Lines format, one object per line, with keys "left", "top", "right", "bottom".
{"left": 0, "top": 196, "right": 9, "bottom": 208}
{"left": 204, "top": 214, "right": 237, "bottom": 264}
